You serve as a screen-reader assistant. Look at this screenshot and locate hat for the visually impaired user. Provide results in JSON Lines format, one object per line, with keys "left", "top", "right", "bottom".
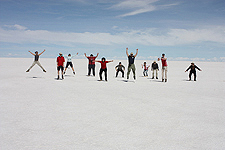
{"left": 119, "top": 62, "right": 121, "bottom": 64}
{"left": 59, "top": 52, "right": 62, "bottom": 55}
{"left": 35, "top": 51, "right": 38, "bottom": 53}
{"left": 191, "top": 62, "right": 194, "bottom": 64}
{"left": 154, "top": 61, "right": 156, "bottom": 63}
{"left": 130, "top": 52, "right": 133, "bottom": 55}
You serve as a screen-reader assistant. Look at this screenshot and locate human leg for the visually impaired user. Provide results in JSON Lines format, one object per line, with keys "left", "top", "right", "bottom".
{"left": 99, "top": 68, "right": 103, "bottom": 80}
{"left": 162, "top": 67, "right": 165, "bottom": 81}
{"left": 193, "top": 71, "right": 197, "bottom": 81}
{"left": 88, "top": 64, "right": 91, "bottom": 76}
{"left": 92, "top": 65, "right": 95, "bottom": 76}
{"left": 104, "top": 68, "right": 107, "bottom": 81}
{"left": 156, "top": 69, "right": 158, "bottom": 79}
{"left": 189, "top": 71, "right": 192, "bottom": 80}
{"left": 164, "top": 66, "right": 168, "bottom": 82}
{"left": 121, "top": 70, "right": 124, "bottom": 77}
{"left": 27, "top": 61, "right": 36, "bottom": 72}
{"left": 36, "top": 61, "right": 46, "bottom": 72}
{"left": 131, "top": 64, "right": 136, "bottom": 79}
{"left": 127, "top": 65, "right": 131, "bottom": 79}
{"left": 116, "top": 70, "right": 119, "bottom": 77}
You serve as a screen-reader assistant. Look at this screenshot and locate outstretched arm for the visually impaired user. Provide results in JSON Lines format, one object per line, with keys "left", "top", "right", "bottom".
{"left": 96, "top": 53, "right": 99, "bottom": 58}
{"left": 134, "top": 49, "right": 138, "bottom": 57}
{"left": 126, "top": 48, "right": 129, "bottom": 57}
{"left": 108, "top": 60, "right": 113, "bottom": 63}
{"left": 195, "top": 65, "right": 202, "bottom": 71}
{"left": 94, "top": 60, "right": 101, "bottom": 63}
{"left": 185, "top": 66, "right": 191, "bottom": 72}
{"left": 39, "top": 49, "right": 45, "bottom": 56}
{"left": 84, "top": 53, "right": 88, "bottom": 58}
{"left": 28, "top": 51, "right": 35, "bottom": 56}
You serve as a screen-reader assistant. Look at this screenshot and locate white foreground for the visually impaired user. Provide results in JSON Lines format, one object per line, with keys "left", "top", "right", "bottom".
{"left": 0, "top": 58, "right": 225, "bottom": 150}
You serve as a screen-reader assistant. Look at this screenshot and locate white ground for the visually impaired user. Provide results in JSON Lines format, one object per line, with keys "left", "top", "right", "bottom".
{"left": 0, "top": 58, "right": 225, "bottom": 150}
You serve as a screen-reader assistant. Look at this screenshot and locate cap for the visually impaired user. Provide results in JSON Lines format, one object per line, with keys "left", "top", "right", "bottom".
{"left": 59, "top": 52, "right": 62, "bottom": 55}
{"left": 130, "top": 52, "right": 133, "bottom": 55}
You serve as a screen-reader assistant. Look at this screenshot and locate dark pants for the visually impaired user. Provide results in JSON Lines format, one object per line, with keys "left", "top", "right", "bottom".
{"left": 116, "top": 69, "right": 124, "bottom": 77}
{"left": 189, "top": 71, "right": 196, "bottom": 80}
{"left": 99, "top": 68, "right": 107, "bottom": 81}
{"left": 88, "top": 64, "right": 95, "bottom": 76}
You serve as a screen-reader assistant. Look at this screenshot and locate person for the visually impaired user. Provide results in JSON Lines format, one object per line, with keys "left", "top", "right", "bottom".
{"left": 115, "top": 62, "right": 125, "bottom": 78}
{"left": 126, "top": 48, "right": 138, "bottom": 80}
{"left": 158, "top": 53, "right": 168, "bottom": 82}
{"left": 64, "top": 53, "right": 78, "bottom": 75}
{"left": 56, "top": 53, "right": 65, "bottom": 80}
{"left": 151, "top": 61, "right": 159, "bottom": 79}
{"left": 95, "top": 57, "right": 113, "bottom": 81}
{"left": 26, "top": 50, "right": 46, "bottom": 72}
{"left": 84, "top": 53, "right": 99, "bottom": 76}
{"left": 141, "top": 62, "right": 150, "bottom": 77}
{"left": 185, "top": 62, "right": 202, "bottom": 81}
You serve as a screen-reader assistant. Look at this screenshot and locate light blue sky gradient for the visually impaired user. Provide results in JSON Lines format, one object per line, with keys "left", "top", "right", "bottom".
{"left": 0, "top": 0, "right": 225, "bottom": 61}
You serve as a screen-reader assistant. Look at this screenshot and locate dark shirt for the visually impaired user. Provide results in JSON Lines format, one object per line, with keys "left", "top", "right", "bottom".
{"left": 116, "top": 65, "right": 125, "bottom": 70}
{"left": 87, "top": 56, "right": 97, "bottom": 65}
{"left": 35, "top": 54, "right": 39, "bottom": 61}
{"left": 151, "top": 63, "right": 159, "bottom": 70}
{"left": 128, "top": 55, "right": 135, "bottom": 65}
{"left": 186, "top": 65, "right": 201, "bottom": 72}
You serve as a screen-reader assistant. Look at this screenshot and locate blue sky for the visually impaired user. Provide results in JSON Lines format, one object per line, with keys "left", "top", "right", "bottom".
{"left": 0, "top": 0, "right": 225, "bottom": 61}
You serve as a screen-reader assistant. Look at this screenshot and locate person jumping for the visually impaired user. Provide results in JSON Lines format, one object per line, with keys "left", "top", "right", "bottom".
{"left": 64, "top": 53, "right": 78, "bottom": 75}
{"left": 84, "top": 53, "right": 99, "bottom": 76}
{"left": 126, "top": 48, "right": 138, "bottom": 80}
{"left": 185, "top": 62, "right": 202, "bottom": 81}
{"left": 95, "top": 57, "right": 113, "bottom": 81}
{"left": 26, "top": 50, "right": 46, "bottom": 72}
{"left": 141, "top": 62, "right": 150, "bottom": 77}
{"left": 115, "top": 62, "right": 125, "bottom": 78}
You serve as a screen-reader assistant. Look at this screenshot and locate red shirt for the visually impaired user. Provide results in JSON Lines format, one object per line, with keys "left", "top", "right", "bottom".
{"left": 57, "top": 56, "right": 65, "bottom": 66}
{"left": 100, "top": 61, "right": 109, "bottom": 69}
{"left": 161, "top": 58, "right": 167, "bottom": 67}
{"left": 87, "top": 56, "right": 97, "bottom": 65}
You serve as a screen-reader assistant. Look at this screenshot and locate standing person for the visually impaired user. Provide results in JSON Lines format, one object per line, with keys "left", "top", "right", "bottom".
{"left": 185, "top": 62, "right": 202, "bottom": 81}
{"left": 26, "top": 50, "right": 46, "bottom": 72}
{"left": 56, "top": 53, "right": 65, "bottom": 80}
{"left": 64, "top": 53, "right": 78, "bottom": 75}
{"left": 84, "top": 53, "right": 99, "bottom": 76}
{"left": 158, "top": 53, "right": 168, "bottom": 82}
{"left": 115, "top": 62, "right": 125, "bottom": 78}
{"left": 126, "top": 48, "right": 138, "bottom": 80}
{"left": 151, "top": 61, "right": 159, "bottom": 79}
{"left": 95, "top": 57, "right": 113, "bottom": 81}
{"left": 141, "top": 62, "right": 150, "bottom": 77}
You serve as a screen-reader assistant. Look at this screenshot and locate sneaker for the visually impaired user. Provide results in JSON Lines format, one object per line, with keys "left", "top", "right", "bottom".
{"left": 152, "top": 77, "right": 154, "bottom": 79}
{"left": 43, "top": 70, "right": 46, "bottom": 72}
{"left": 73, "top": 72, "right": 75, "bottom": 75}
{"left": 26, "top": 69, "right": 29, "bottom": 72}
{"left": 62, "top": 75, "right": 64, "bottom": 79}
{"left": 134, "top": 76, "right": 136, "bottom": 80}
{"left": 57, "top": 75, "right": 59, "bottom": 80}
{"left": 64, "top": 72, "right": 65, "bottom": 74}
{"left": 156, "top": 77, "right": 158, "bottom": 79}
{"left": 165, "top": 79, "right": 167, "bottom": 82}
{"left": 162, "top": 79, "right": 164, "bottom": 82}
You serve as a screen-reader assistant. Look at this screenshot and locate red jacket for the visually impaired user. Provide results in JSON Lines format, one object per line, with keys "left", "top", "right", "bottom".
{"left": 87, "top": 56, "right": 97, "bottom": 65}
{"left": 100, "top": 61, "right": 109, "bottom": 69}
{"left": 161, "top": 58, "right": 167, "bottom": 67}
{"left": 57, "top": 56, "right": 65, "bottom": 66}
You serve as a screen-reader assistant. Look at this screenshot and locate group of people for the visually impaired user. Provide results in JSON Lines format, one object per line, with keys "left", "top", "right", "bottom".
{"left": 26, "top": 48, "right": 202, "bottom": 81}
